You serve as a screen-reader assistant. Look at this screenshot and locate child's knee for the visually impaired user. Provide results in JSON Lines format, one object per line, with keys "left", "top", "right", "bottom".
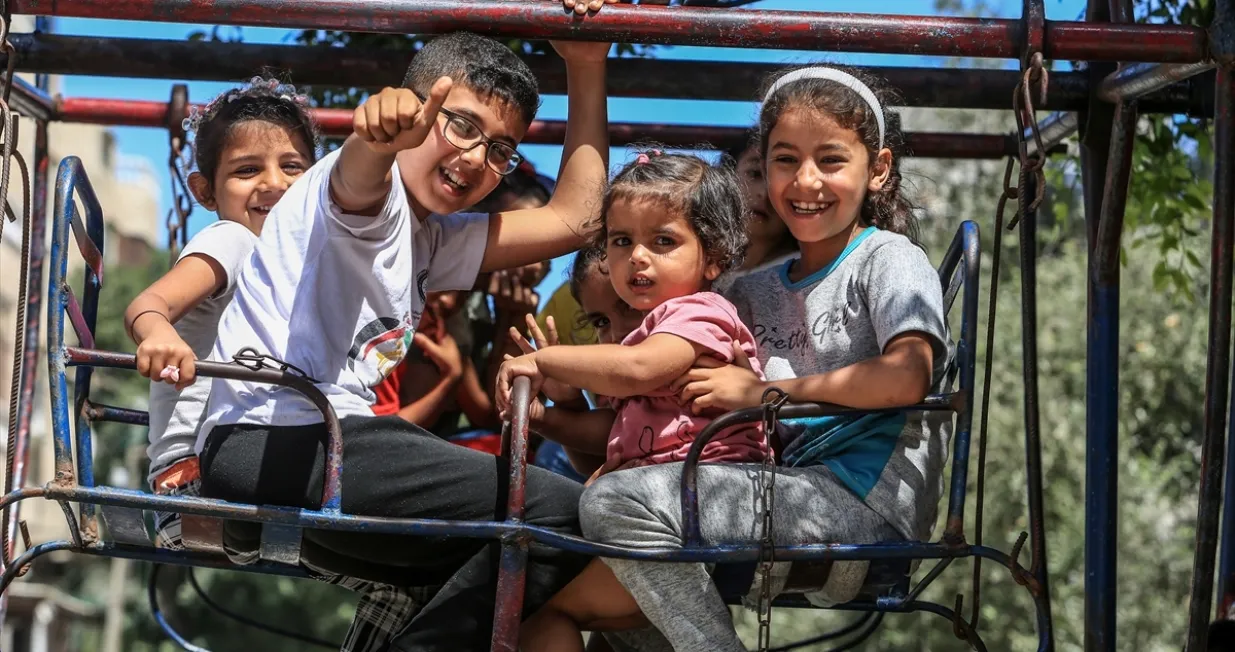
{"left": 579, "top": 477, "right": 652, "bottom": 540}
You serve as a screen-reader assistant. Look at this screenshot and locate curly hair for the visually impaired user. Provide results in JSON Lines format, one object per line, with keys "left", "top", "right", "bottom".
{"left": 188, "top": 77, "right": 320, "bottom": 187}
{"left": 598, "top": 149, "right": 748, "bottom": 273}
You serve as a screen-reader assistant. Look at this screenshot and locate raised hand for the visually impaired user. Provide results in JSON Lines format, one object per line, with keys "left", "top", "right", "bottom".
{"left": 490, "top": 270, "right": 541, "bottom": 322}
{"left": 414, "top": 331, "right": 464, "bottom": 382}
{"left": 561, "top": 0, "right": 619, "bottom": 16}
{"left": 509, "top": 314, "right": 581, "bottom": 404}
{"left": 353, "top": 77, "right": 453, "bottom": 155}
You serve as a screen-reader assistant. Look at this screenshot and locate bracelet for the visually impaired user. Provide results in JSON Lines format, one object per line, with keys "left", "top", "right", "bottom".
{"left": 128, "top": 309, "right": 169, "bottom": 340}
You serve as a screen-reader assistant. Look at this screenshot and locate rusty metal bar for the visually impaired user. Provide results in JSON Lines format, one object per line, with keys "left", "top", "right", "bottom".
{"left": 1080, "top": 0, "right": 1119, "bottom": 645}
{"left": 491, "top": 376, "right": 532, "bottom": 652}
{"left": 52, "top": 96, "right": 1058, "bottom": 159}
{"left": 1026, "top": 112, "right": 1080, "bottom": 156}
{"left": 83, "top": 401, "right": 150, "bottom": 427}
{"left": 0, "top": 33, "right": 1215, "bottom": 115}
{"left": 6, "top": 0, "right": 1209, "bottom": 63}
{"left": 1098, "top": 61, "right": 1217, "bottom": 103}
{"left": 1187, "top": 58, "right": 1235, "bottom": 652}
{"left": 62, "top": 285, "right": 96, "bottom": 351}
{"left": 5, "top": 73, "right": 54, "bottom": 123}
{"left": 2, "top": 118, "right": 47, "bottom": 591}
{"left": 1090, "top": 98, "right": 1139, "bottom": 652}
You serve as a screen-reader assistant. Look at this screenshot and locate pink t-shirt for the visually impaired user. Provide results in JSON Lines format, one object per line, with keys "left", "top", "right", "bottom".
{"left": 599, "top": 292, "right": 771, "bottom": 475}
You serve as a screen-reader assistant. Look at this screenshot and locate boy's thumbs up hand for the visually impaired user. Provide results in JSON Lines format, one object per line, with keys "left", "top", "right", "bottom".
{"left": 354, "top": 77, "right": 453, "bottom": 155}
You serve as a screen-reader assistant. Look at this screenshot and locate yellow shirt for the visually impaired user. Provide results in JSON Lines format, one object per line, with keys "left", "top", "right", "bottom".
{"left": 537, "top": 282, "right": 597, "bottom": 346}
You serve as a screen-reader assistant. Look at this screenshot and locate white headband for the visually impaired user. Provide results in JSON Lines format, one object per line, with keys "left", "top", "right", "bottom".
{"left": 762, "top": 67, "right": 886, "bottom": 150}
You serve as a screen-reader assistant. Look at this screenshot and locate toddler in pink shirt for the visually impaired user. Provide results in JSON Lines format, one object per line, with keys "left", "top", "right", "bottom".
{"left": 496, "top": 151, "right": 768, "bottom": 651}
{"left": 600, "top": 292, "right": 766, "bottom": 474}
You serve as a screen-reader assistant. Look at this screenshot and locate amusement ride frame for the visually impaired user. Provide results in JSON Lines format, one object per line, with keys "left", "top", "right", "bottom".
{"left": 0, "top": 1, "right": 1230, "bottom": 651}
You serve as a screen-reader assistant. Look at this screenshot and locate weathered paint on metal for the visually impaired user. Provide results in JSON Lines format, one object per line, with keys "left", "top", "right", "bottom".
{"left": 46, "top": 159, "right": 79, "bottom": 488}
{"left": 492, "top": 377, "right": 532, "bottom": 652}
{"left": 941, "top": 222, "right": 980, "bottom": 542}
{"left": 0, "top": 482, "right": 1040, "bottom": 565}
{"left": 52, "top": 97, "right": 1056, "bottom": 159}
{"left": 53, "top": 156, "right": 107, "bottom": 543}
{"left": 62, "top": 285, "right": 95, "bottom": 351}
{"left": 1186, "top": 65, "right": 1235, "bottom": 652}
{"left": 1017, "top": 173, "right": 1055, "bottom": 648}
{"left": 83, "top": 401, "right": 151, "bottom": 427}
{"left": 2, "top": 120, "right": 48, "bottom": 597}
{"left": 1098, "top": 61, "right": 1216, "bottom": 103}
{"left": 61, "top": 347, "right": 346, "bottom": 512}
{"left": 1210, "top": 0, "right": 1235, "bottom": 628}
{"left": 0, "top": 33, "right": 1214, "bottom": 115}
{"left": 1079, "top": 4, "right": 1118, "bottom": 650}
{"left": 4, "top": 0, "right": 1208, "bottom": 62}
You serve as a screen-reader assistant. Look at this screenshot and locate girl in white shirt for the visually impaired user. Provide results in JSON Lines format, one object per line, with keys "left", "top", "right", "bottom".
{"left": 123, "top": 78, "right": 319, "bottom": 548}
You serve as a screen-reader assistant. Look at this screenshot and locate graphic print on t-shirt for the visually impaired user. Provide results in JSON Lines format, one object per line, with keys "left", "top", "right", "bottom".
{"left": 347, "top": 316, "right": 414, "bottom": 382}
{"left": 416, "top": 269, "right": 429, "bottom": 304}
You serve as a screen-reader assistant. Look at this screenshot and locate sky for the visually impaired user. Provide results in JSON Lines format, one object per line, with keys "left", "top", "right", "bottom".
{"left": 47, "top": 0, "right": 1085, "bottom": 300}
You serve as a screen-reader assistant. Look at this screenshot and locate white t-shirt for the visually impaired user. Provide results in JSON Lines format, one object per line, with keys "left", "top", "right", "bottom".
{"left": 197, "top": 148, "right": 489, "bottom": 451}
{"left": 146, "top": 220, "right": 257, "bottom": 483}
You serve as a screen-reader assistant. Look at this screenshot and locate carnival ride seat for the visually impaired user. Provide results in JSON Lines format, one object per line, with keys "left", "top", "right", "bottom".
{"left": 0, "top": 155, "right": 1047, "bottom": 652}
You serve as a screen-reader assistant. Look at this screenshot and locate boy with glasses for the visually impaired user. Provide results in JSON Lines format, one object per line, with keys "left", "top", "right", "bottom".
{"left": 194, "top": 31, "right": 611, "bottom": 650}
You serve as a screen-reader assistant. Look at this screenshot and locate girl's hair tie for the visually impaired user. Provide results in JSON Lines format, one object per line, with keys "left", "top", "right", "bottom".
{"left": 635, "top": 149, "right": 663, "bottom": 165}
{"left": 181, "top": 76, "right": 310, "bottom": 135}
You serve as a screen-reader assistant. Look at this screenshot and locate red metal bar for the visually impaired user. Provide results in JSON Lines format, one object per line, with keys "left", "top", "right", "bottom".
{"left": 8, "top": 0, "right": 1209, "bottom": 63}
{"left": 1, "top": 117, "right": 47, "bottom": 608}
{"left": 491, "top": 376, "right": 532, "bottom": 652}
{"left": 0, "top": 33, "right": 1215, "bottom": 115}
{"left": 54, "top": 97, "right": 1053, "bottom": 159}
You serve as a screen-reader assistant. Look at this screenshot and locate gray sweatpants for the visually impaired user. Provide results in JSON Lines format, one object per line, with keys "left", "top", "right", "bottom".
{"left": 580, "top": 463, "right": 900, "bottom": 652}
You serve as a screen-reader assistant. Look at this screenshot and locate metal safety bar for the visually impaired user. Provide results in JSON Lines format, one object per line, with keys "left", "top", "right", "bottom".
{"left": 0, "top": 32, "right": 1216, "bottom": 116}
{"left": 5, "top": 0, "right": 1209, "bottom": 63}
{"left": 493, "top": 377, "right": 532, "bottom": 652}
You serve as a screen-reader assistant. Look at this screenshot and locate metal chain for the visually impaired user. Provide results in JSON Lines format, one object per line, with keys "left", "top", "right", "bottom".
{"left": 0, "top": 12, "right": 33, "bottom": 574}
{"left": 0, "top": 14, "right": 15, "bottom": 251}
{"left": 165, "top": 137, "right": 193, "bottom": 264}
{"left": 756, "top": 387, "right": 790, "bottom": 652}
{"left": 166, "top": 85, "right": 193, "bottom": 264}
{"left": 1008, "top": 52, "right": 1049, "bottom": 228}
{"left": 967, "top": 49, "right": 1050, "bottom": 634}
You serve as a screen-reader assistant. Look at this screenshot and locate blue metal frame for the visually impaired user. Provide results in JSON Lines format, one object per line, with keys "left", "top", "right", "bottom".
{"left": 46, "top": 156, "right": 105, "bottom": 542}
{"left": 19, "top": 154, "right": 1052, "bottom": 652}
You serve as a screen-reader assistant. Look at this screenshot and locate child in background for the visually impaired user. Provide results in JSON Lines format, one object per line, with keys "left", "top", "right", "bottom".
{"left": 124, "top": 77, "right": 319, "bottom": 550}
{"left": 495, "top": 151, "right": 768, "bottom": 651}
{"left": 712, "top": 129, "right": 798, "bottom": 296}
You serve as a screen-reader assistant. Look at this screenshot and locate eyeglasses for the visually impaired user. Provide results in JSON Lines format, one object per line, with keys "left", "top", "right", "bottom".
{"left": 418, "top": 95, "right": 523, "bottom": 176}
